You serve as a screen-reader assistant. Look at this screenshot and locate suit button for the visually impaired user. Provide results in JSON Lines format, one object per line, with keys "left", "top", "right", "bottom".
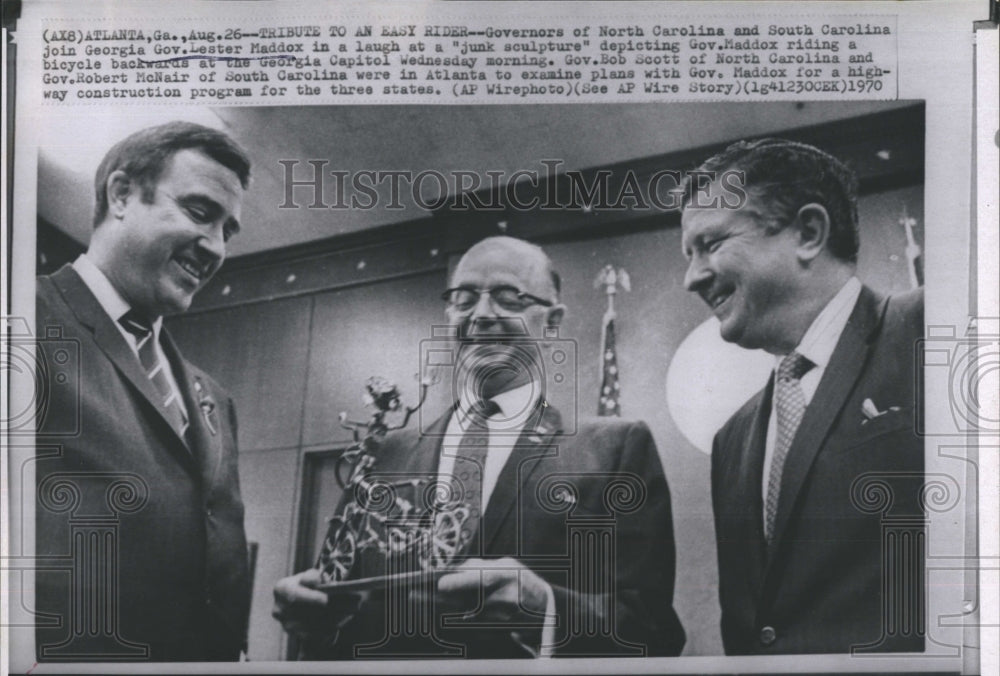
{"left": 205, "top": 507, "right": 213, "bottom": 517}
{"left": 759, "top": 625, "right": 777, "bottom": 646}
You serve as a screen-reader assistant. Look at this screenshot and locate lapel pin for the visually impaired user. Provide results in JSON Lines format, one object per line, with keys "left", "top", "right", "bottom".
{"left": 558, "top": 488, "right": 577, "bottom": 506}
{"left": 193, "top": 377, "right": 218, "bottom": 435}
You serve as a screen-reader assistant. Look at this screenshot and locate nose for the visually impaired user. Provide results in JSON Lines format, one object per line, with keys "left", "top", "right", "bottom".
{"left": 468, "top": 290, "right": 497, "bottom": 321}
{"left": 683, "top": 255, "right": 712, "bottom": 291}
{"left": 198, "top": 224, "right": 227, "bottom": 262}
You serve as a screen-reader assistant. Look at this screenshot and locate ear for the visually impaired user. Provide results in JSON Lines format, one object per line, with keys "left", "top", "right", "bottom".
{"left": 106, "top": 170, "right": 133, "bottom": 220}
{"left": 546, "top": 303, "right": 566, "bottom": 328}
{"left": 793, "top": 203, "right": 831, "bottom": 263}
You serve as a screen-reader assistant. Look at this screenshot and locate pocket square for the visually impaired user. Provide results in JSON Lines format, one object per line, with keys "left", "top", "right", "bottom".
{"left": 861, "top": 397, "right": 901, "bottom": 423}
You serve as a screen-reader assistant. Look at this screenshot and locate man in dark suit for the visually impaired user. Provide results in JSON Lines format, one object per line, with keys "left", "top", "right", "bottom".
{"left": 273, "top": 236, "right": 685, "bottom": 658}
{"left": 681, "top": 138, "right": 924, "bottom": 654}
{"left": 35, "top": 122, "right": 252, "bottom": 661}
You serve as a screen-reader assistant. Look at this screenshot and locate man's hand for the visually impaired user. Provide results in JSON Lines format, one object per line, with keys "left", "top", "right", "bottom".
{"left": 434, "top": 558, "right": 549, "bottom": 620}
{"left": 272, "top": 568, "right": 363, "bottom": 640}
{"left": 429, "top": 558, "right": 553, "bottom": 657}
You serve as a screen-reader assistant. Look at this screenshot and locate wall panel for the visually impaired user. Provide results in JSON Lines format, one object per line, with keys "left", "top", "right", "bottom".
{"left": 167, "top": 297, "right": 313, "bottom": 452}
{"left": 302, "top": 271, "right": 449, "bottom": 447}
{"left": 237, "top": 447, "right": 301, "bottom": 662}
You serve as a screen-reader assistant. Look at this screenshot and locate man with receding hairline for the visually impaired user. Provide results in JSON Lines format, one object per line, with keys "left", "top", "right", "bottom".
{"left": 274, "top": 235, "right": 685, "bottom": 659}
{"left": 681, "top": 138, "right": 924, "bottom": 654}
{"left": 35, "top": 121, "right": 253, "bottom": 661}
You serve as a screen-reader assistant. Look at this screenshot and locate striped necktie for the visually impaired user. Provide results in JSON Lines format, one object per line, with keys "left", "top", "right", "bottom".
{"left": 119, "top": 310, "right": 189, "bottom": 438}
{"left": 453, "top": 399, "right": 501, "bottom": 558}
{"left": 764, "top": 351, "right": 813, "bottom": 542}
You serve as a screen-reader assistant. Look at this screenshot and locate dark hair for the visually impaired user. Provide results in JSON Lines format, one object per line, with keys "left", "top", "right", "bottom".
{"left": 681, "top": 138, "right": 860, "bottom": 263}
{"left": 549, "top": 269, "right": 561, "bottom": 297}
{"left": 93, "top": 121, "right": 251, "bottom": 226}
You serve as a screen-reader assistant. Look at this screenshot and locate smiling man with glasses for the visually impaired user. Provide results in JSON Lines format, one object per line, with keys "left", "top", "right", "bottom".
{"left": 274, "top": 236, "right": 685, "bottom": 659}
{"left": 442, "top": 238, "right": 565, "bottom": 404}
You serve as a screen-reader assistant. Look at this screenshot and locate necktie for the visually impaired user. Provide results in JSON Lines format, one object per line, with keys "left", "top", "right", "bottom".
{"left": 452, "top": 399, "right": 501, "bottom": 558}
{"left": 764, "top": 351, "right": 813, "bottom": 542}
{"left": 119, "top": 310, "right": 189, "bottom": 438}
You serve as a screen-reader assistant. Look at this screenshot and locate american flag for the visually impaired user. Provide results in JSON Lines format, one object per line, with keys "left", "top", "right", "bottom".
{"left": 598, "top": 315, "right": 621, "bottom": 416}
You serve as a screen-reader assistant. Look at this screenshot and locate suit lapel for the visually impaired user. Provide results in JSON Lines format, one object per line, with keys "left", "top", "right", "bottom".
{"left": 481, "top": 402, "right": 562, "bottom": 552}
{"left": 50, "top": 266, "right": 194, "bottom": 460}
{"left": 162, "top": 331, "right": 217, "bottom": 478}
{"left": 395, "top": 407, "right": 452, "bottom": 477}
{"left": 768, "top": 286, "right": 886, "bottom": 555}
{"left": 737, "top": 383, "right": 772, "bottom": 587}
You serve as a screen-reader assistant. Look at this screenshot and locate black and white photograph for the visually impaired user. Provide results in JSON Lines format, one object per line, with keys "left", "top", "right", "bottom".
{"left": 22, "top": 98, "right": 940, "bottom": 661}
{"left": 2, "top": 1, "right": 996, "bottom": 674}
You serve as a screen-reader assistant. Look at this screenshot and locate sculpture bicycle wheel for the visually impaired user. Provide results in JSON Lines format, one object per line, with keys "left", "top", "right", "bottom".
{"left": 430, "top": 507, "right": 468, "bottom": 568}
{"left": 318, "top": 520, "right": 356, "bottom": 583}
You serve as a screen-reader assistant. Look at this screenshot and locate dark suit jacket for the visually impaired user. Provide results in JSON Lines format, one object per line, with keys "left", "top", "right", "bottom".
{"left": 35, "top": 265, "right": 250, "bottom": 662}
{"left": 306, "top": 403, "right": 685, "bottom": 659}
{"left": 713, "top": 285, "right": 924, "bottom": 655}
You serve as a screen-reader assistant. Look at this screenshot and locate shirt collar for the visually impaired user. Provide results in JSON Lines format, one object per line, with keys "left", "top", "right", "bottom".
{"left": 73, "top": 254, "right": 163, "bottom": 335}
{"left": 490, "top": 381, "right": 539, "bottom": 423}
{"left": 457, "top": 381, "right": 540, "bottom": 431}
{"left": 777, "top": 276, "right": 862, "bottom": 371}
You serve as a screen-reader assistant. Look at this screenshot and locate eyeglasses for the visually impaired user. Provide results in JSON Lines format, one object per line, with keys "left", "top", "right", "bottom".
{"left": 441, "top": 286, "right": 554, "bottom": 313}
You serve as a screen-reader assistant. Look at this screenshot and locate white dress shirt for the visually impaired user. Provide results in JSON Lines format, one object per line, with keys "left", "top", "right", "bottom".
{"left": 438, "top": 381, "right": 539, "bottom": 506}
{"left": 73, "top": 254, "right": 188, "bottom": 423}
{"left": 761, "top": 277, "right": 862, "bottom": 508}
{"left": 437, "top": 381, "right": 555, "bottom": 656}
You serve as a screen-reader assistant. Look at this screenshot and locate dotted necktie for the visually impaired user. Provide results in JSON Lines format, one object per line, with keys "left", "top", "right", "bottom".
{"left": 452, "top": 399, "right": 501, "bottom": 558}
{"left": 119, "top": 310, "right": 189, "bottom": 438}
{"left": 764, "top": 351, "right": 813, "bottom": 542}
